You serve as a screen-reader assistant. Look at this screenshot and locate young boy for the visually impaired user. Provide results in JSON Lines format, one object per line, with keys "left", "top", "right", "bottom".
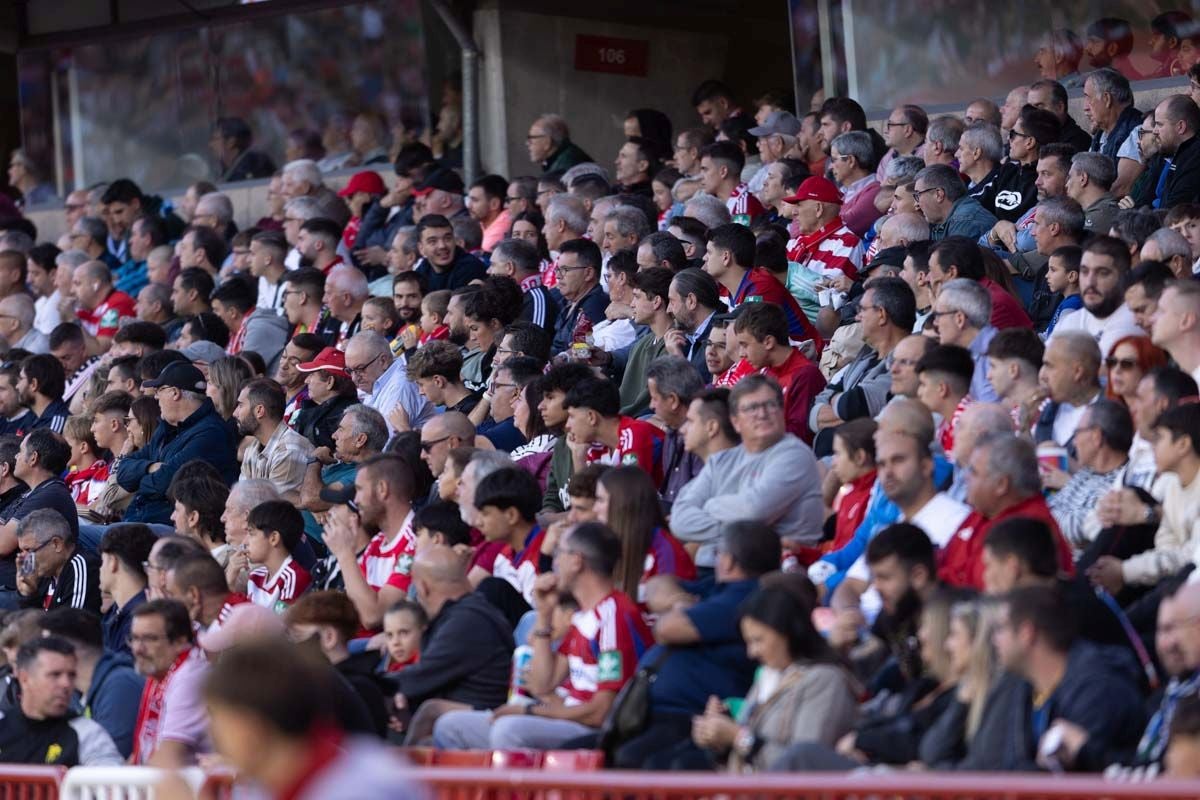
{"left": 418, "top": 290, "right": 451, "bottom": 346}
{"left": 563, "top": 376, "right": 665, "bottom": 483}
{"left": 469, "top": 467, "right": 547, "bottom": 608}
{"left": 64, "top": 415, "right": 107, "bottom": 506}
{"left": 915, "top": 345, "right": 975, "bottom": 458}
{"left": 1088, "top": 403, "right": 1200, "bottom": 597}
{"left": 379, "top": 599, "right": 427, "bottom": 673}
{"left": 244, "top": 499, "right": 312, "bottom": 613}
{"left": 412, "top": 500, "right": 472, "bottom": 555}
{"left": 362, "top": 297, "right": 400, "bottom": 341}
{"left": 1043, "top": 245, "right": 1083, "bottom": 336}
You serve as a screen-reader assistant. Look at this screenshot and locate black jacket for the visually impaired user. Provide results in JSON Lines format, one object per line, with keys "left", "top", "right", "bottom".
{"left": 986, "top": 161, "right": 1038, "bottom": 222}
{"left": 1164, "top": 134, "right": 1200, "bottom": 209}
{"left": 1060, "top": 116, "right": 1094, "bottom": 154}
{"left": 389, "top": 591, "right": 514, "bottom": 711}
{"left": 335, "top": 651, "right": 390, "bottom": 738}
{"left": 416, "top": 249, "right": 487, "bottom": 292}
{"left": 296, "top": 393, "right": 357, "bottom": 453}
{"left": 0, "top": 696, "right": 119, "bottom": 766}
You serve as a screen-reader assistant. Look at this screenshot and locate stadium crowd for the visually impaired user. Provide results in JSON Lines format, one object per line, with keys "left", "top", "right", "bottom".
{"left": 8, "top": 25, "right": 1200, "bottom": 794}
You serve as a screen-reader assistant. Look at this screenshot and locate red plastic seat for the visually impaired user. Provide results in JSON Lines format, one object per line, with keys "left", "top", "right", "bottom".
{"left": 399, "top": 746, "right": 435, "bottom": 766}
{"left": 541, "top": 750, "right": 605, "bottom": 771}
{"left": 433, "top": 749, "right": 494, "bottom": 767}
{"left": 491, "top": 749, "right": 544, "bottom": 768}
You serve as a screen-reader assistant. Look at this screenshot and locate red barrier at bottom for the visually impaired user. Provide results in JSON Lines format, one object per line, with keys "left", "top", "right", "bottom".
{"left": 0, "top": 766, "right": 67, "bottom": 800}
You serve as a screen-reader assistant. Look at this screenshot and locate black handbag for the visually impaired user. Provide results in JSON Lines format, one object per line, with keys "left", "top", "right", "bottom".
{"left": 597, "top": 648, "right": 672, "bottom": 753}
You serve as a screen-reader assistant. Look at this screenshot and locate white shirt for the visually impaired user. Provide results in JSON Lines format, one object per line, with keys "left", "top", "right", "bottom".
{"left": 846, "top": 492, "right": 971, "bottom": 583}
{"left": 1050, "top": 303, "right": 1142, "bottom": 360}
{"left": 1051, "top": 397, "right": 1094, "bottom": 448}
{"left": 34, "top": 290, "right": 62, "bottom": 336}
{"left": 257, "top": 276, "right": 286, "bottom": 315}
{"left": 361, "top": 357, "right": 435, "bottom": 435}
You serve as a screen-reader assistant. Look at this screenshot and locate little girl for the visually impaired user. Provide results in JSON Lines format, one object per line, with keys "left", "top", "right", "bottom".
{"left": 379, "top": 600, "right": 427, "bottom": 674}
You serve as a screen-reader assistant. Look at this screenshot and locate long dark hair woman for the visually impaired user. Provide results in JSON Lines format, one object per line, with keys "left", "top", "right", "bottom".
{"left": 691, "top": 585, "right": 859, "bottom": 772}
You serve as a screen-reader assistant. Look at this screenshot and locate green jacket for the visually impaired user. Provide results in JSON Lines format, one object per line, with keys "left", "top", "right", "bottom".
{"left": 619, "top": 333, "right": 666, "bottom": 417}
{"left": 542, "top": 141, "right": 593, "bottom": 175}
{"left": 540, "top": 436, "right": 574, "bottom": 513}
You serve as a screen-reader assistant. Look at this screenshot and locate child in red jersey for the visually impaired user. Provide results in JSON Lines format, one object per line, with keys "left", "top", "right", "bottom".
{"left": 243, "top": 500, "right": 312, "bottom": 613}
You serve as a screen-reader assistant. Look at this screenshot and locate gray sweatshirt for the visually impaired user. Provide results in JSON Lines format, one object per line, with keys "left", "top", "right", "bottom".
{"left": 671, "top": 434, "right": 824, "bottom": 567}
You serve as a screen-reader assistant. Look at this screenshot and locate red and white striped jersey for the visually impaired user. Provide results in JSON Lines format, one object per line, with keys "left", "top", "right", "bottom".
{"left": 555, "top": 590, "right": 652, "bottom": 706}
{"left": 787, "top": 218, "right": 864, "bottom": 281}
{"left": 247, "top": 557, "right": 311, "bottom": 613}
{"left": 727, "top": 183, "right": 766, "bottom": 227}
{"left": 360, "top": 510, "right": 416, "bottom": 592}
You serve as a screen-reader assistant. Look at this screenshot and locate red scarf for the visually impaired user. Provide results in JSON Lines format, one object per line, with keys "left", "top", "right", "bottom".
{"left": 131, "top": 649, "right": 193, "bottom": 764}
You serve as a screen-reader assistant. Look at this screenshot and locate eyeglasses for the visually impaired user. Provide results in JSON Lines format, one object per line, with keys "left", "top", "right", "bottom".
{"left": 1106, "top": 356, "right": 1139, "bottom": 371}
{"left": 491, "top": 381, "right": 517, "bottom": 392}
{"left": 503, "top": 197, "right": 523, "bottom": 205}
{"left": 554, "top": 264, "right": 590, "bottom": 276}
{"left": 420, "top": 435, "right": 451, "bottom": 453}
{"left": 19, "top": 538, "right": 56, "bottom": 558}
{"left": 1008, "top": 129, "right": 1034, "bottom": 142}
{"left": 735, "top": 398, "right": 782, "bottom": 417}
{"left": 127, "top": 633, "right": 168, "bottom": 647}
{"left": 346, "top": 351, "right": 384, "bottom": 378}
{"left": 931, "top": 309, "right": 958, "bottom": 318}
{"left": 526, "top": 134, "right": 549, "bottom": 142}
{"left": 141, "top": 560, "right": 166, "bottom": 573}
{"left": 884, "top": 121, "right": 908, "bottom": 128}
{"left": 910, "top": 187, "right": 940, "bottom": 200}
{"left": 892, "top": 357, "right": 920, "bottom": 368}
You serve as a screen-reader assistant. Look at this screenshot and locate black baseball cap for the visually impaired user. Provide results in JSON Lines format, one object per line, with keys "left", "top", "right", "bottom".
{"left": 319, "top": 483, "right": 357, "bottom": 509}
{"left": 412, "top": 167, "right": 465, "bottom": 197}
{"left": 143, "top": 361, "right": 207, "bottom": 393}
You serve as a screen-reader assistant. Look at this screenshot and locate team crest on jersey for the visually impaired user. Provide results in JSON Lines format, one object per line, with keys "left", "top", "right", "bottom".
{"left": 598, "top": 650, "right": 622, "bottom": 682}
{"left": 395, "top": 553, "right": 414, "bottom": 576}
{"left": 100, "top": 308, "right": 119, "bottom": 328}
{"left": 45, "top": 743, "right": 62, "bottom": 763}
{"left": 744, "top": 295, "right": 763, "bottom": 303}
{"left": 994, "top": 190, "right": 1023, "bottom": 211}
{"left": 621, "top": 453, "right": 639, "bottom": 466}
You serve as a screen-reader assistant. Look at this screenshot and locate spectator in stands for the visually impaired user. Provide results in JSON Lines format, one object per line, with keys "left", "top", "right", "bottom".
{"left": 673, "top": 374, "right": 823, "bottom": 569}
{"left": 923, "top": 115, "right": 965, "bottom": 167}
{"left": 732, "top": 302, "right": 825, "bottom": 443}
{"left": 0, "top": 637, "right": 122, "bottom": 766}
{"left": 294, "top": 347, "right": 359, "bottom": 451}
{"left": 70, "top": 216, "right": 120, "bottom": 272}
{"left": 1036, "top": 331, "right": 1103, "bottom": 450}
{"left": 235, "top": 378, "right": 313, "bottom": 502}
{"left": 929, "top": 237, "right": 1032, "bottom": 330}
{"left": 285, "top": 591, "right": 388, "bottom": 737}
{"left": 1084, "top": 68, "right": 1142, "bottom": 193}
{"left": 465, "top": 175, "right": 510, "bottom": 254}
{"left": 959, "top": 123, "right": 1003, "bottom": 210}
{"left": 210, "top": 117, "right": 276, "bottom": 182}
{"left": 413, "top": 214, "right": 486, "bottom": 292}
{"left": 405, "top": 340, "right": 476, "bottom": 415}
{"left": 642, "top": 356, "right": 703, "bottom": 510}
{"left": 278, "top": 267, "right": 325, "bottom": 339}
{"left": 830, "top": 131, "right": 882, "bottom": 236}
{"left": 129, "top": 599, "right": 210, "bottom": 765}
{"left": 543, "top": 193, "right": 589, "bottom": 259}
{"left": 117, "top": 362, "right": 237, "bottom": 525}
{"left": 282, "top": 159, "right": 350, "bottom": 229}
{"left": 488, "top": 238, "right": 557, "bottom": 330}
{"left": 97, "top": 523, "right": 156, "bottom": 654}
{"left": 985, "top": 328, "right": 1045, "bottom": 433}
{"left": 527, "top": 114, "right": 592, "bottom": 173}
{"left": 941, "top": 434, "right": 1069, "bottom": 589}
{"left": 914, "top": 165, "right": 997, "bottom": 242}
{"left": 21, "top": 355, "right": 69, "bottom": 436}
{"left": 1047, "top": 400, "right": 1134, "bottom": 552}
{"left": 784, "top": 176, "right": 863, "bottom": 286}
{"left": 239, "top": 501, "right": 311, "bottom": 610}
{"left": 387, "top": 544, "right": 514, "bottom": 743}
{"left": 991, "top": 585, "right": 1144, "bottom": 771}
{"left": 1066, "top": 153, "right": 1120, "bottom": 236}
{"left": 933, "top": 278, "right": 999, "bottom": 402}
{"left": 315, "top": 263, "right": 367, "bottom": 347}
{"left": 1152, "top": 280, "right": 1200, "bottom": 383}
{"left": 1153, "top": 95, "right": 1200, "bottom": 209}
{"left": 71, "top": 261, "right": 136, "bottom": 356}
{"left": 0, "top": 294, "right": 46, "bottom": 354}
{"left": 41, "top": 607, "right": 144, "bottom": 759}
{"left": 176, "top": 226, "right": 227, "bottom": 276}
{"left": 15, "top": 508, "right": 98, "bottom": 612}
{"left": 551, "top": 238, "right": 608, "bottom": 356}
{"left": 810, "top": 276, "right": 914, "bottom": 452}
{"left": 1141, "top": 229, "right": 1193, "bottom": 279}
{"left": 665, "top": 268, "right": 723, "bottom": 382}
{"left": 613, "top": 519, "right": 776, "bottom": 767}
{"left": 210, "top": 275, "right": 288, "bottom": 372}
{"left": 434, "top": 521, "right": 652, "bottom": 750}
{"left": 701, "top": 141, "right": 764, "bottom": 225}
{"left": 683, "top": 387, "right": 740, "bottom": 464}
{"left": 116, "top": 214, "right": 164, "bottom": 298}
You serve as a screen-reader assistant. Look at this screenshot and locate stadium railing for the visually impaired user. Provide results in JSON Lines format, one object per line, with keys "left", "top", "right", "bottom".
{"left": 0, "top": 765, "right": 65, "bottom": 799}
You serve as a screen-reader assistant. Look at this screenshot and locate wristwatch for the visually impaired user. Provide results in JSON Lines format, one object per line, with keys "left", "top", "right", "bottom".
{"left": 734, "top": 727, "right": 759, "bottom": 758}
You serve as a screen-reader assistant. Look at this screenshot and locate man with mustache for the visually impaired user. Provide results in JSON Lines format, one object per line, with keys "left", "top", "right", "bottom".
{"left": 1050, "top": 235, "right": 1142, "bottom": 359}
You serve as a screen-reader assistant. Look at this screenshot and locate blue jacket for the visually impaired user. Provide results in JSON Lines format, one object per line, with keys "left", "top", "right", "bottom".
{"left": 85, "top": 652, "right": 145, "bottom": 759}
{"left": 415, "top": 248, "right": 487, "bottom": 292}
{"left": 116, "top": 399, "right": 238, "bottom": 524}
{"left": 551, "top": 283, "right": 610, "bottom": 356}
{"left": 931, "top": 195, "right": 998, "bottom": 242}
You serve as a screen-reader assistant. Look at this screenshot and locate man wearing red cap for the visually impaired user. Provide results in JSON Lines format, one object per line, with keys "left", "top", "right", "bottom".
{"left": 337, "top": 171, "right": 387, "bottom": 253}
{"left": 782, "top": 176, "right": 864, "bottom": 282}
{"left": 467, "top": 175, "right": 512, "bottom": 253}
{"left": 295, "top": 347, "right": 360, "bottom": 453}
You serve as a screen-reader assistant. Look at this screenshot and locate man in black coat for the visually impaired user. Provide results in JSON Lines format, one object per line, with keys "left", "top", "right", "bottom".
{"left": 1154, "top": 94, "right": 1200, "bottom": 209}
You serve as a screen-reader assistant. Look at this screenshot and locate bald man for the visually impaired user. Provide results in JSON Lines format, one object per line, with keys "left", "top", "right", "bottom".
{"left": 390, "top": 545, "right": 515, "bottom": 744}
{"left": 0, "top": 293, "right": 48, "bottom": 353}
{"left": 72, "top": 260, "right": 136, "bottom": 355}
{"left": 419, "top": 412, "right": 478, "bottom": 498}
{"left": 318, "top": 264, "right": 369, "bottom": 347}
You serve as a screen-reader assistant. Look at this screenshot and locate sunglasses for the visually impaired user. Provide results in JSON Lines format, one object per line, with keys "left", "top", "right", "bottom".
{"left": 1105, "top": 357, "right": 1138, "bottom": 371}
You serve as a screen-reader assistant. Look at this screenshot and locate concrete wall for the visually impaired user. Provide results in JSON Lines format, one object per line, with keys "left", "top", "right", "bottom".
{"left": 475, "top": 6, "right": 727, "bottom": 179}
